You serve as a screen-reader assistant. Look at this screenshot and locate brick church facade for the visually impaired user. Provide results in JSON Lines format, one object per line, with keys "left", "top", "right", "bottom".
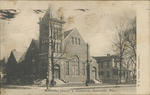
{"left": 38, "top": 7, "right": 100, "bottom": 85}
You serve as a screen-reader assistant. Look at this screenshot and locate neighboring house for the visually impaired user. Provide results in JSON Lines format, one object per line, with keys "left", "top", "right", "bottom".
{"left": 93, "top": 54, "right": 120, "bottom": 83}
{"left": 6, "top": 50, "right": 23, "bottom": 84}
{"left": 6, "top": 39, "right": 39, "bottom": 84}
{"left": 93, "top": 54, "right": 133, "bottom": 84}
{"left": 38, "top": 7, "right": 100, "bottom": 85}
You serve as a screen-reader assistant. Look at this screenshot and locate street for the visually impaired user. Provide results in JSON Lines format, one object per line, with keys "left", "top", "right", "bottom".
{"left": 1, "top": 85, "right": 136, "bottom": 95}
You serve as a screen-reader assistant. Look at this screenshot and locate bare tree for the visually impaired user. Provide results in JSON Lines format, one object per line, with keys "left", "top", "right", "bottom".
{"left": 123, "top": 17, "right": 136, "bottom": 82}
{"left": 112, "top": 15, "right": 135, "bottom": 83}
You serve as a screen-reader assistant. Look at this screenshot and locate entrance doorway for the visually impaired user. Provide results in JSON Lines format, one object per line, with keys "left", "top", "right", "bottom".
{"left": 92, "top": 67, "right": 96, "bottom": 79}
{"left": 54, "top": 64, "right": 60, "bottom": 79}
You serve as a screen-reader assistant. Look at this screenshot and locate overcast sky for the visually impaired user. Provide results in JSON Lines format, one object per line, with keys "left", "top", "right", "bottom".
{"left": 0, "top": 1, "right": 136, "bottom": 58}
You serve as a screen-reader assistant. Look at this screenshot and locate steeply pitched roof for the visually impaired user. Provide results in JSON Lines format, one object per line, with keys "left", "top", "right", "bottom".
{"left": 12, "top": 51, "right": 23, "bottom": 63}
{"left": 32, "top": 39, "right": 39, "bottom": 49}
{"left": 18, "top": 51, "right": 27, "bottom": 63}
{"left": 64, "top": 28, "right": 74, "bottom": 38}
{"left": 18, "top": 39, "right": 39, "bottom": 63}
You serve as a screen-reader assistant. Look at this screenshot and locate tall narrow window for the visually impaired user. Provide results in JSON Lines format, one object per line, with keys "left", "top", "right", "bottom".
{"left": 72, "top": 56, "right": 79, "bottom": 75}
{"left": 78, "top": 38, "right": 80, "bottom": 45}
{"left": 101, "top": 63, "right": 103, "bottom": 68}
{"left": 75, "top": 38, "right": 77, "bottom": 45}
{"left": 58, "top": 43, "right": 60, "bottom": 53}
{"left": 123, "top": 72, "right": 125, "bottom": 77}
{"left": 107, "top": 61, "right": 109, "bottom": 68}
{"left": 58, "top": 28, "right": 61, "bottom": 40}
{"left": 65, "top": 61, "right": 69, "bottom": 75}
{"left": 56, "top": 43, "right": 58, "bottom": 53}
{"left": 72, "top": 37, "right": 74, "bottom": 44}
{"left": 98, "top": 64, "right": 100, "bottom": 69}
{"left": 82, "top": 63, "right": 85, "bottom": 75}
{"left": 57, "top": 28, "right": 59, "bottom": 40}
{"left": 55, "top": 43, "right": 57, "bottom": 53}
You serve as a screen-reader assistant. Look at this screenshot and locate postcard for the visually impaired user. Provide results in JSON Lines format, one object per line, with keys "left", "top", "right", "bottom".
{"left": 0, "top": 1, "right": 149, "bottom": 95}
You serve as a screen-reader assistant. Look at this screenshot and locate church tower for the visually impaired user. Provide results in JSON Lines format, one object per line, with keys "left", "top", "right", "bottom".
{"left": 38, "top": 6, "right": 65, "bottom": 80}
{"left": 39, "top": 6, "right": 65, "bottom": 55}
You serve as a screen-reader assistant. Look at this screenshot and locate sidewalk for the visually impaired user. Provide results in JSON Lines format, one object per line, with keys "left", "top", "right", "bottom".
{"left": 2, "top": 83, "right": 136, "bottom": 90}
{"left": 44, "top": 84, "right": 136, "bottom": 90}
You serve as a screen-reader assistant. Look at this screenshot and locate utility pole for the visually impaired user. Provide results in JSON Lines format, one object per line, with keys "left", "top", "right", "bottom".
{"left": 86, "top": 43, "right": 90, "bottom": 86}
{"left": 50, "top": 22, "right": 55, "bottom": 87}
{"left": 46, "top": 47, "right": 49, "bottom": 89}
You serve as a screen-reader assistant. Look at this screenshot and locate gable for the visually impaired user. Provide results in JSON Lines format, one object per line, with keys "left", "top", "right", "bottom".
{"left": 64, "top": 28, "right": 86, "bottom": 44}
{"left": 18, "top": 40, "right": 39, "bottom": 63}
{"left": 8, "top": 51, "right": 23, "bottom": 64}
{"left": 8, "top": 52, "right": 16, "bottom": 63}
{"left": 63, "top": 28, "right": 88, "bottom": 60}
{"left": 18, "top": 51, "right": 27, "bottom": 63}
{"left": 64, "top": 29, "right": 74, "bottom": 39}
{"left": 25, "top": 39, "right": 39, "bottom": 60}
{"left": 28, "top": 39, "right": 39, "bottom": 51}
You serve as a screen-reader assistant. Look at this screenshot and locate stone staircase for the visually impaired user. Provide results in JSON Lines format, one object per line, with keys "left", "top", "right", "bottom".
{"left": 91, "top": 79, "right": 102, "bottom": 84}
{"left": 55, "top": 79, "right": 65, "bottom": 85}
{"left": 34, "top": 79, "right": 47, "bottom": 86}
{"left": 34, "top": 79, "right": 66, "bottom": 87}
{"left": 93, "top": 79, "right": 102, "bottom": 83}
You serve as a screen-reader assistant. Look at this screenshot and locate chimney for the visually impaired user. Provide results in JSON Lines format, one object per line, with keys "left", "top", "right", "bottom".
{"left": 107, "top": 54, "right": 110, "bottom": 57}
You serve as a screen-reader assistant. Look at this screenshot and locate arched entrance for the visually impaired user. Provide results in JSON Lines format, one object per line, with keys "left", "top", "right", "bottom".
{"left": 92, "top": 67, "right": 96, "bottom": 79}
{"left": 54, "top": 64, "right": 60, "bottom": 79}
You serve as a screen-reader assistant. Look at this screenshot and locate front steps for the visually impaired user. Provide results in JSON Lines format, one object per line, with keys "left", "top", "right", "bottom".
{"left": 34, "top": 79, "right": 102, "bottom": 87}
{"left": 91, "top": 79, "right": 102, "bottom": 84}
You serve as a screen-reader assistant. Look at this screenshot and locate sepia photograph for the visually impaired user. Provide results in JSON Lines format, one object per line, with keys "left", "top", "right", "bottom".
{"left": 0, "top": 1, "right": 149, "bottom": 95}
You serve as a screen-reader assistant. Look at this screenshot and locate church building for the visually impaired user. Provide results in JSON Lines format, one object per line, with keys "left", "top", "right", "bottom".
{"left": 38, "top": 7, "right": 101, "bottom": 86}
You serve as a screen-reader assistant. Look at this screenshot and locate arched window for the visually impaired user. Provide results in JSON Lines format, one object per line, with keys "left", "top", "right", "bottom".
{"left": 78, "top": 38, "right": 80, "bottom": 45}
{"left": 56, "top": 28, "right": 58, "bottom": 40}
{"left": 92, "top": 67, "right": 96, "bottom": 79}
{"left": 55, "top": 43, "right": 57, "bottom": 53}
{"left": 82, "top": 62, "right": 85, "bottom": 75}
{"left": 72, "top": 56, "right": 79, "bottom": 75}
{"left": 65, "top": 61, "right": 69, "bottom": 75}
{"left": 75, "top": 38, "right": 77, "bottom": 45}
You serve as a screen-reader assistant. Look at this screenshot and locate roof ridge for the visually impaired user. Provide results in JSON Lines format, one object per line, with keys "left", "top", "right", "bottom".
{"left": 64, "top": 28, "right": 75, "bottom": 39}
{"left": 31, "top": 39, "right": 39, "bottom": 49}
